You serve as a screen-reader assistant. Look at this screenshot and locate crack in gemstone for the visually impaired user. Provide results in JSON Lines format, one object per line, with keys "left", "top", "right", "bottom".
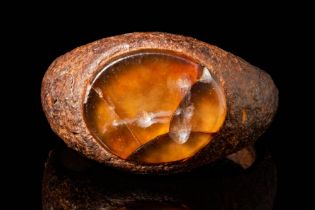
{"left": 169, "top": 67, "right": 214, "bottom": 144}
{"left": 169, "top": 96, "right": 194, "bottom": 144}
{"left": 92, "top": 87, "right": 142, "bottom": 146}
{"left": 107, "top": 110, "right": 172, "bottom": 128}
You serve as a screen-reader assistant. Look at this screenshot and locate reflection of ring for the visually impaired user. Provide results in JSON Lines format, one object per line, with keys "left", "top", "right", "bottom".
{"left": 42, "top": 145, "right": 277, "bottom": 210}
{"left": 41, "top": 32, "right": 278, "bottom": 174}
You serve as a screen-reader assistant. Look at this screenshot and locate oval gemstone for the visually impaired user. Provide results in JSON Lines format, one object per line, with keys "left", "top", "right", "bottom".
{"left": 84, "top": 52, "right": 226, "bottom": 163}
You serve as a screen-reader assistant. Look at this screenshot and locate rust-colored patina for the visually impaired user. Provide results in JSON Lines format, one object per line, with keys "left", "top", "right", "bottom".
{"left": 41, "top": 32, "right": 278, "bottom": 173}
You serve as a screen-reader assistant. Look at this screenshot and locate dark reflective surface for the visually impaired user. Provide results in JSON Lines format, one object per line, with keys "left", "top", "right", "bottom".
{"left": 42, "top": 144, "right": 276, "bottom": 210}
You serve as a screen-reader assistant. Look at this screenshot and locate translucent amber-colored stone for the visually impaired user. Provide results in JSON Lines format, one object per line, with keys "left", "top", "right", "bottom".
{"left": 84, "top": 52, "right": 226, "bottom": 163}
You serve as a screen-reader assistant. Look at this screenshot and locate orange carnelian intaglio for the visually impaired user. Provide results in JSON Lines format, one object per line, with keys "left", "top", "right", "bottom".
{"left": 84, "top": 52, "right": 226, "bottom": 163}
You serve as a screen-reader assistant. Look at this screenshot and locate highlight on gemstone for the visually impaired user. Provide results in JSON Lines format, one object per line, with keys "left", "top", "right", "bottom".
{"left": 84, "top": 51, "right": 226, "bottom": 164}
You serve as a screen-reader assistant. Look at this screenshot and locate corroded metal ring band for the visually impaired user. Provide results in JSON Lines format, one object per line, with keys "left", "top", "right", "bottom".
{"left": 41, "top": 32, "right": 278, "bottom": 173}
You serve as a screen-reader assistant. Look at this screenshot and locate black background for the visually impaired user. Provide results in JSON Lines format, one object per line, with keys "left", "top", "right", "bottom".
{"left": 4, "top": 5, "right": 310, "bottom": 209}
